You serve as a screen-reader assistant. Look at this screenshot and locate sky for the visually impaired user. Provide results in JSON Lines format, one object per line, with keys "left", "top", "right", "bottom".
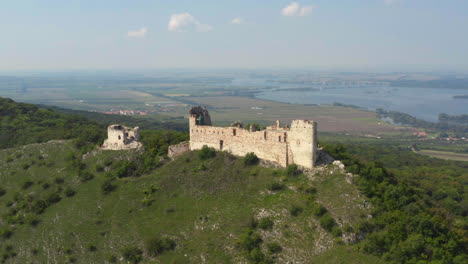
{"left": 1, "top": 0, "right": 468, "bottom": 71}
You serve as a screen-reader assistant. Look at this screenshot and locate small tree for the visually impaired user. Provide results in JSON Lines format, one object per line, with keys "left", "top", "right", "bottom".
{"left": 289, "top": 205, "right": 303, "bottom": 216}
{"left": 244, "top": 152, "right": 259, "bottom": 166}
{"left": 64, "top": 187, "right": 76, "bottom": 197}
{"left": 258, "top": 218, "right": 274, "bottom": 230}
{"left": 268, "top": 182, "right": 285, "bottom": 192}
{"left": 285, "top": 164, "right": 300, "bottom": 176}
{"left": 101, "top": 180, "right": 117, "bottom": 195}
{"left": 267, "top": 242, "right": 282, "bottom": 254}
{"left": 122, "top": 246, "right": 143, "bottom": 264}
{"left": 320, "top": 214, "right": 337, "bottom": 232}
{"left": 198, "top": 145, "right": 216, "bottom": 160}
{"left": 145, "top": 237, "right": 176, "bottom": 256}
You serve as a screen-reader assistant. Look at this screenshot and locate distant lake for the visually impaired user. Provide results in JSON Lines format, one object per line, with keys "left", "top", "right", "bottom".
{"left": 253, "top": 85, "right": 468, "bottom": 122}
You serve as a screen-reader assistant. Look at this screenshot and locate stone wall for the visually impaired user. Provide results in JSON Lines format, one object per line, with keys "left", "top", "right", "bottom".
{"left": 188, "top": 109, "right": 317, "bottom": 169}
{"left": 102, "top": 124, "right": 143, "bottom": 150}
{"left": 168, "top": 141, "right": 190, "bottom": 158}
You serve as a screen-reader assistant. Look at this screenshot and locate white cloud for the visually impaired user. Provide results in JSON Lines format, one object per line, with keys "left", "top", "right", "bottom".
{"left": 127, "top": 27, "right": 147, "bottom": 38}
{"left": 168, "top": 13, "right": 213, "bottom": 32}
{"left": 282, "top": 2, "right": 315, "bottom": 17}
{"left": 230, "top": 17, "right": 245, "bottom": 25}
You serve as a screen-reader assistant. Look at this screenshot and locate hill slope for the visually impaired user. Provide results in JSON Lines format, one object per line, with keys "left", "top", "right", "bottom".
{"left": 0, "top": 140, "right": 380, "bottom": 264}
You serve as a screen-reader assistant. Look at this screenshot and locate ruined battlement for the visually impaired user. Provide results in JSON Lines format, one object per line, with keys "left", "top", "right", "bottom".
{"left": 187, "top": 106, "right": 317, "bottom": 169}
{"left": 102, "top": 124, "right": 143, "bottom": 150}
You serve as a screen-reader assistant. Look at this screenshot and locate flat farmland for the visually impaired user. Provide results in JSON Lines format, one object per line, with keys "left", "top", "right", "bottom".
{"left": 418, "top": 149, "right": 468, "bottom": 162}
{"left": 165, "top": 96, "right": 404, "bottom": 135}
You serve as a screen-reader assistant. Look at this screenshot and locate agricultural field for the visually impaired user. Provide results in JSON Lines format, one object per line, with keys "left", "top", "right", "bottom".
{"left": 0, "top": 74, "right": 410, "bottom": 137}
{"left": 417, "top": 149, "right": 468, "bottom": 162}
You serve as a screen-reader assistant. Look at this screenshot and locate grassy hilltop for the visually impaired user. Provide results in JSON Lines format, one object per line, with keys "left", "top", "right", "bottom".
{"left": 0, "top": 140, "right": 379, "bottom": 263}
{"left": 0, "top": 98, "right": 466, "bottom": 264}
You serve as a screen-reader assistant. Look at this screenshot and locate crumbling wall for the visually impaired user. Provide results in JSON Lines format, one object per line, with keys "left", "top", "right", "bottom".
{"left": 185, "top": 106, "right": 317, "bottom": 169}
{"left": 190, "top": 125, "right": 290, "bottom": 166}
{"left": 102, "top": 124, "right": 142, "bottom": 150}
{"left": 168, "top": 141, "right": 190, "bottom": 158}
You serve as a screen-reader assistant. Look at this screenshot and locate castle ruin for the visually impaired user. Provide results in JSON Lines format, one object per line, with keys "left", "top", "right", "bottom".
{"left": 185, "top": 106, "right": 318, "bottom": 169}
{"left": 101, "top": 124, "right": 143, "bottom": 150}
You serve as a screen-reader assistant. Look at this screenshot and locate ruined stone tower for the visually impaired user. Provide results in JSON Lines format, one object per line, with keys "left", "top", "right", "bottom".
{"left": 102, "top": 124, "right": 143, "bottom": 150}
{"left": 188, "top": 106, "right": 318, "bottom": 168}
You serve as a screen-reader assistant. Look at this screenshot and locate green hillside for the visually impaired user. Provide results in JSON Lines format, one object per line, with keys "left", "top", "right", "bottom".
{"left": 0, "top": 97, "right": 186, "bottom": 150}
{"left": 0, "top": 98, "right": 466, "bottom": 263}
{"left": 0, "top": 140, "right": 381, "bottom": 264}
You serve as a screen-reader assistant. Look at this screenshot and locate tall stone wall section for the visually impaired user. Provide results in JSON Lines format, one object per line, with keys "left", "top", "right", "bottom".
{"left": 189, "top": 114, "right": 317, "bottom": 169}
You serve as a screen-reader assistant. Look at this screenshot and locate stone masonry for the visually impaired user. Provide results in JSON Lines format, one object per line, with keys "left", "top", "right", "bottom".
{"left": 101, "top": 124, "right": 143, "bottom": 150}
{"left": 188, "top": 106, "right": 318, "bottom": 169}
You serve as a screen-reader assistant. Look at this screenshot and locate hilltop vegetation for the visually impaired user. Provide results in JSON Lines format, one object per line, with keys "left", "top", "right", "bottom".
{"left": 0, "top": 97, "right": 187, "bottom": 150}
{"left": 0, "top": 97, "right": 466, "bottom": 263}
{"left": 0, "top": 140, "right": 379, "bottom": 263}
{"left": 0, "top": 97, "right": 105, "bottom": 149}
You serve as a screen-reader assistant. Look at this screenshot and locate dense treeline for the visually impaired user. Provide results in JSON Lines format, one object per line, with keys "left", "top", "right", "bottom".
{"left": 0, "top": 97, "right": 106, "bottom": 149}
{"left": 389, "top": 78, "right": 468, "bottom": 90}
{"left": 48, "top": 105, "right": 188, "bottom": 131}
{"left": 439, "top": 113, "right": 468, "bottom": 125}
{"left": 0, "top": 97, "right": 189, "bottom": 150}
{"left": 376, "top": 109, "right": 468, "bottom": 137}
{"left": 322, "top": 142, "right": 467, "bottom": 264}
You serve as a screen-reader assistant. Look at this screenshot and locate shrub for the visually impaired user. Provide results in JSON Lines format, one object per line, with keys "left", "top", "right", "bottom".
{"left": 304, "top": 186, "right": 317, "bottom": 195}
{"left": 268, "top": 182, "right": 285, "bottom": 192}
{"left": 95, "top": 164, "right": 104, "bottom": 172}
{"left": 311, "top": 203, "right": 327, "bottom": 217}
{"left": 21, "top": 180, "right": 34, "bottom": 190}
{"left": 87, "top": 244, "right": 97, "bottom": 252}
{"left": 32, "top": 200, "right": 48, "bottom": 214}
{"left": 258, "top": 218, "right": 274, "bottom": 230}
{"left": 332, "top": 226, "right": 342, "bottom": 237}
{"left": 0, "top": 188, "right": 6, "bottom": 197}
{"left": 0, "top": 228, "right": 13, "bottom": 239}
{"left": 197, "top": 163, "right": 207, "bottom": 171}
{"left": 42, "top": 182, "right": 50, "bottom": 190}
{"left": 285, "top": 164, "right": 300, "bottom": 176}
{"left": 46, "top": 192, "right": 61, "bottom": 204}
{"left": 6, "top": 156, "right": 13, "bottom": 162}
{"left": 113, "top": 160, "right": 138, "bottom": 178}
{"left": 29, "top": 218, "right": 40, "bottom": 227}
{"left": 122, "top": 246, "right": 143, "bottom": 264}
{"left": 344, "top": 224, "right": 353, "bottom": 233}
{"left": 267, "top": 242, "right": 282, "bottom": 254}
{"left": 54, "top": 177, "right": 65, "bottom": 184}
{"left": 289, "top": 205, "right": 303, "bottom": 216}
{"left": 79, "top": 171, "right": 94, "bottom": 182}
{"left": 108, "top": 255, "right": 117, "bottom": 263}
{"left": 244, "top": 152, "right": 259, "bottom": 166}
{"left": 101, "top": 180, "right": 117, "bottom": 195}
{"left": 320, "top": 214, "right": 337, "bottom": 232}
{"left": 238, "top": 229, "right": 262, "bottom": 252}
{"left": 145, "top": 237, "right": 176, "bottom": 256}
{"left": 64, "top": 187, "right": 76, "bottom": 197}
{"left": 249, "top": 248, "right": 266, "bottom": 263}
{"left": 198, "top": 145, "right": 216, "bottom": 160}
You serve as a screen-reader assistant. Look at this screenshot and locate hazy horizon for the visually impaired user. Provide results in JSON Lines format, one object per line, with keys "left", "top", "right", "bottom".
{"left": 2, "top": 0, "right": 468, "bottom": 71}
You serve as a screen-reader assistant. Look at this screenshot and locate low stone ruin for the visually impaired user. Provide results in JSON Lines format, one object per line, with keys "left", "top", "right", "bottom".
{"left": 101, "top": 124, "right": 143, "bottom": 150}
